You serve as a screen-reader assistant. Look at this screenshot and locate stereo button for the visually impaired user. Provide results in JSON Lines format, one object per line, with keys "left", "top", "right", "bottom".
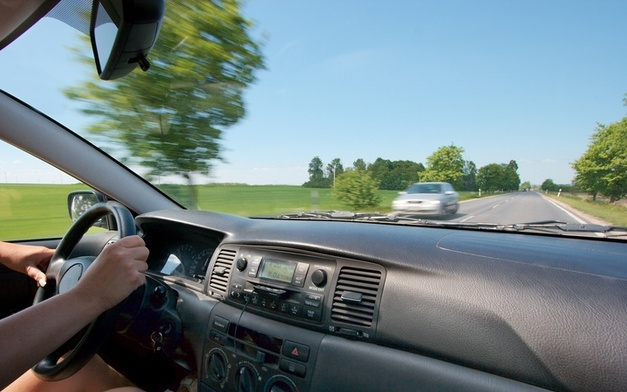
{"left": 289, "top": 304, "right": 301, "bottom": 316}
{"left": 292, "top": 274, "right": 306, "bottom": 286}
{"left": 304, "top": 307, "right": 322, "bottom": 321}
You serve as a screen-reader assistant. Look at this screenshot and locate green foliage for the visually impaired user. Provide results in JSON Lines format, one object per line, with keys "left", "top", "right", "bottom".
{"left": 461, "top": 160, "right": 477, "bottom": 191}
{"left": 303, "top": 156, "right": 332, "bottom": 188}
{"left": 476, "top": 161, "right": 520, "bottom": 192}
{"left": 572, "top": 118, "right": 627, "bottom": 202}
{"left": 326, "top": 158, "right": 345, "bottom": 183}
{"left": 503, "top": 160, "right": 521, "bottom": 191}
{"left": 353, "top": 159, "right": 367, "bottom": 171}
{"left": 64, "top": 1, "right": 265, "bottom": 189}
{"left": 368, "top": 158, "right": 423, "bottom": 190}
{"left": 541, "top": 179, "right": 557, "bottom": 192}
{"left": 540, "top": 179, "right": 574, "bottom": 193}
{"left": 419, "top": 145, "right": 465, "bottom": 189}
{"left": 477, "top": 163, "right": 504, "bottom": 192}
{"left": 332, "top": 170, "right": 382, "bottom": 210}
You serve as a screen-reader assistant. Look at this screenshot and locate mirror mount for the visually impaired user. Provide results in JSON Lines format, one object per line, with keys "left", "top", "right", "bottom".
{"left": 90, "top": 0, "right": 164, "bottom": 80}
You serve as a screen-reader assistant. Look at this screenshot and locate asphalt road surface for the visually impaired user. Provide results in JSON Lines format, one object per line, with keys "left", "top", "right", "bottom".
{"left": 442, "top": 191, "right": 591, "bottom": 225}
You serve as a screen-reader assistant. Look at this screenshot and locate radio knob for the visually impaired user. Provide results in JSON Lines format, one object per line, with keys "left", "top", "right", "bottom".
{"left": 311, "top": 269, "right": 327, "bottom": 287}
{"left": 236, "top": 257, "right": 248, "bottom": 271}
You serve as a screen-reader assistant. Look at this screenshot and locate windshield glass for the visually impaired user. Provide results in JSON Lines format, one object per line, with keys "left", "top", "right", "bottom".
{"left": 1, "top": 0, "right": 626, "bottom": 236}
{"left": 407, "top": 184, "right": 443, "bottom": 194}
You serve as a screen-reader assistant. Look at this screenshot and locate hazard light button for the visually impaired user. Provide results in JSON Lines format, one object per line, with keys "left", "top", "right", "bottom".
{"left": 282, "top": 340, "right": 310, "bottom": 362}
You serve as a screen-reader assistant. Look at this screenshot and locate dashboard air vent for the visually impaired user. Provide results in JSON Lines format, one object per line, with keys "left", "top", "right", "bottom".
{"left": 208, "top": 247, "right": 237, "bottom": 295}
{"left": 331, "top": 267, "right": 382, "bottom": 327}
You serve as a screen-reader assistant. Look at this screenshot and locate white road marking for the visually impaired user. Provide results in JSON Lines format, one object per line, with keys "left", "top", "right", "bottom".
{"left": 541, "top": 195, "right": 586, "bottom": 224}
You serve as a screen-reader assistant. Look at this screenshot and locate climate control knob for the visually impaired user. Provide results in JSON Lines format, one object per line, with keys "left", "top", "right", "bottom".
{"left": 311, "top": 269, "right": 327, "bottom": 287}
{"left": 206, "top": 350, "right": 228, "bottom": 382}
{"left": 265, "top": 375, "right": 297, "bottom": 392}
{"left": 237, "top": 365, "right": 258, "bottom": 392}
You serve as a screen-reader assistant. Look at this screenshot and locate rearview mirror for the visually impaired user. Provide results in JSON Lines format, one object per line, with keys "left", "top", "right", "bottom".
{"left": 90, "top": 0, "right": 165, "bottom": 80}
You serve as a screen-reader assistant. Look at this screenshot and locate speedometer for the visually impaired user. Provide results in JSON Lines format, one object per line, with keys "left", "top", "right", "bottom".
{"left": 189, "top": 247, "right": 214, "bottom": 281}
{"left": 161, "top": 243, "right": 215, "bottom": 282}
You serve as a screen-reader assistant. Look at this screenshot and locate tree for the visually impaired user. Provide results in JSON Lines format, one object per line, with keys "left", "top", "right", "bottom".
{"left": 367, "top": 158, "right": 422, "bottom": 190}
{"left": 420, "top": 145, "right": 465, "bottom": 189}
{"left": 520, "top": 181, "right": 531, "bottom": 191}
{"left": 477, "top": 163, "right": 505, "bottom": 192}
{"left": 572, "top": 118, "right": 627, "bottom": 202}
{"left": 502, "top": 160, "right": 521, "bottom": 191}
{"left": 541, "top": 179, "right": 557, "bottom": 192}
{"left": 332, "top": 170, "right": 381, "bottom": 210}
{"left": 353, "top": 159, "right": 367, "bottom": 172}
{"left": 303, "top": 156, "right": 331, "bottom": 188}
{"left": 65, "top": 1, "right": 265, "bottom": 206}
{"left": 476, "top": 161, "right": 521, "bottom": 192}
{"left": 326, "top": 158, "right": 344, "bottom": 186}
{"left": 461, "top": 160, "right": 477, "bottom": 191}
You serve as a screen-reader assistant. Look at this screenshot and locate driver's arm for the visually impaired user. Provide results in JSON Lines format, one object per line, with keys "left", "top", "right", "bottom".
{"left": 0, "top": 235, "right": 149, "bottom": 390}
{"left": 0, "top": 241, "right": 54, "bottom": 287}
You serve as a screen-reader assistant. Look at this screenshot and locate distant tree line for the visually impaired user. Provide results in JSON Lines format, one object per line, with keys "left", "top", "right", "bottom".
{"left": 303, "top": 144, "right": 522, "bottom": 196}
{"left": 540, "top": 179, "right": 576, "bottom": 193}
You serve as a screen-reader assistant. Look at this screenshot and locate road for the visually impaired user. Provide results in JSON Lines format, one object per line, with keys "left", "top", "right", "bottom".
{"left": 441, "top": 191, "right": 592, "bottom": 224}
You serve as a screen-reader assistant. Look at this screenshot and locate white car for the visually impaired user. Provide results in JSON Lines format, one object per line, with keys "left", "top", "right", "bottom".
{"left": 392, "top": 182, "right": 459, "bottom": 216}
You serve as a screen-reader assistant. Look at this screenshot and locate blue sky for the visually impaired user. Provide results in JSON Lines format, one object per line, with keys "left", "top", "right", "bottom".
{"left": 1, "top": 0, "right": 626, "bottom": 186}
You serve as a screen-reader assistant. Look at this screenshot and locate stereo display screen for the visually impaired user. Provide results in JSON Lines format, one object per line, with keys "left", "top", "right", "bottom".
{"left": 258, "top": 257, "right": 296, "bottom": 283}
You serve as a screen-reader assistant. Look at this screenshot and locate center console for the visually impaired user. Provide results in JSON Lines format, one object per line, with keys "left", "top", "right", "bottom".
{"left": 200, "top": 303, "right": 323, "bottom": 392}
{"left": 201, "top": 245, "right": 385, "bottom": 391}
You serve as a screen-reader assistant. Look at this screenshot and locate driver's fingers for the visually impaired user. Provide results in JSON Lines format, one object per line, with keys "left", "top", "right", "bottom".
{"left": 25, "top": 265, "right": 47, "bottom": 287}
{"left": 116, "top": 235, "right": 146, "bottom": 249}
{"left": 114, "top": 235, "right": 150, "bottom": 287}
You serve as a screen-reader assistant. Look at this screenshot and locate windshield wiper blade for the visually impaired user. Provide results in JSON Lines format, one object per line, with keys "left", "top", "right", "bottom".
{"left": 273, "top": 211, "right": 395, "bottom": 221}
{"left": 270, "top": 211, "right": 433, "bottom": 224}
{"left": 505, "top": 221, "right": 627, "bottom": 238}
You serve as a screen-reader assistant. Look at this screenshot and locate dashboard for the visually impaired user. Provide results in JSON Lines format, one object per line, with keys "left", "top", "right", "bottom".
{"left": 134, "top": 210, "right": 627, "bottom": 392}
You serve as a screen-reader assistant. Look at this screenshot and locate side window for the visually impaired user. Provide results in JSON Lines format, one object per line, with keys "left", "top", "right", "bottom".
{"left": 0, "top": 141, "right": 91, "bottom": 241}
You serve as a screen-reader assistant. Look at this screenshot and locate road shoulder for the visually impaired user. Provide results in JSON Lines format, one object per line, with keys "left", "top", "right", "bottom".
{"left": 540, "top": 194, "right": 612, "bottom": 226}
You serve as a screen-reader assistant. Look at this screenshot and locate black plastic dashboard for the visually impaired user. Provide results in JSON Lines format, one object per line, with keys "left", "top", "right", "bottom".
{"left": 136, "top": 210, "right": 627, "bottom": 392}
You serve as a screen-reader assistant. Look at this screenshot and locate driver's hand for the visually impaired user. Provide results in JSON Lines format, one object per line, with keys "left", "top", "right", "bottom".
{"left": 75, "top": 235, "right": 149, "bottom": 312}
{"left": 0, "top": 242, "right": 54, "bottom": 287}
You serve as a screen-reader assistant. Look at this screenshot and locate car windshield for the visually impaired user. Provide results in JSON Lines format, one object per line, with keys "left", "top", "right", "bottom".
{"left": 0, "top": 0, "right": 626, "bottom": 238}
{"left": 407, "top": 184, "right": 442, "bottom": 194}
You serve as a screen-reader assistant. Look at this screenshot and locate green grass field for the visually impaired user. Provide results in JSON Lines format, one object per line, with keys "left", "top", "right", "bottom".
{"left": 0, "top": 184, "right": 89, "bottom": 240}
{"left": 1, "top": 183, "right": 482, "bottom": 240}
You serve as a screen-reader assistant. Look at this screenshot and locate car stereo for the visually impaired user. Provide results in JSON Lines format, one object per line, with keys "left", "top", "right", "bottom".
{"left": 227, "top": 247, "right": 336, "bottom": 324}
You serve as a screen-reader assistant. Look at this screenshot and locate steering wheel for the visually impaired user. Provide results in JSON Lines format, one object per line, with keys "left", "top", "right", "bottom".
{"left": 32, "top": 201, "right": 137, "bottom": 381}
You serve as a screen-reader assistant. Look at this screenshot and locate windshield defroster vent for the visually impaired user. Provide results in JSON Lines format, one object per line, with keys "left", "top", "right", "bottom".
{"left": 331, "top": 266, "right": 382, "bottom": 328}
{"left": 208, "top": 247, "right": 237, "bottom": 296}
